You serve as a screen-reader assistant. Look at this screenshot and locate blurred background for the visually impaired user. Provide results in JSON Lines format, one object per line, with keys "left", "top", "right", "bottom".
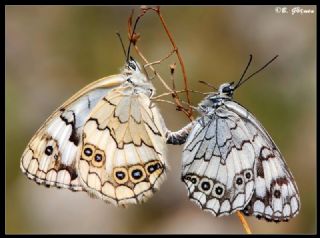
{"left": 6, "top": 5, "right": 316, "bottom": 234}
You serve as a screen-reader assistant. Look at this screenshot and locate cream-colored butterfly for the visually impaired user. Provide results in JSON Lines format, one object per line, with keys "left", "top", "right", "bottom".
{"left": 20, "top": 57, "right": 168, "bottom": 206}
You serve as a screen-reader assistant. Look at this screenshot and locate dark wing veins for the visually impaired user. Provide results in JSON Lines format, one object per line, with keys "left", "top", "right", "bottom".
{"left": 59, "top": 109, "right": 80, "bottom": 146}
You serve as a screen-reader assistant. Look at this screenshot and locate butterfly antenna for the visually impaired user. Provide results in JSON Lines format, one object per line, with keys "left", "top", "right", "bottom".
{"left": 235, "top": 55, "right": 279, "bottom": 89}
{"left": 198, "top": 80, "right": 218, "bottom": 91}
{"left": 127, "top": 10, "right": 142, "bottom": 63}
{"left": 116, "top": 32, "right": 127, "bottom": 60}
{"left": 234, "top": 54, "right": 253, "bottom": 89}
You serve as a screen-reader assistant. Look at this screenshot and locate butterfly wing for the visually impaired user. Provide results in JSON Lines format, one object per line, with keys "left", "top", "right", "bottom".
{"left": 77, "top": 85, "right": 167, "bottom": 206}
{"left": 20, "top": 75, "right": 126, "bottom": 191}
{"left": 224, "top": 101, "right": 300, "bottom": 222}
{"left": 181, "top": 106, "right": 256, "bottom": 216}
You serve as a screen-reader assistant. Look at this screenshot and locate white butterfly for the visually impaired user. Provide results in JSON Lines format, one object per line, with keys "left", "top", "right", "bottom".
{"left": 167, "top": 55, "right": 300, "bottom": 222}
{"left": 20, "top": 57, "right": 168, "bottom": 206}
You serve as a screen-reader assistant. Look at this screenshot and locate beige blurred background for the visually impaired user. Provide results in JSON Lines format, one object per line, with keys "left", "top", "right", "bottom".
{"left": 6, "top": 5, "right": 316, "bottom": 234}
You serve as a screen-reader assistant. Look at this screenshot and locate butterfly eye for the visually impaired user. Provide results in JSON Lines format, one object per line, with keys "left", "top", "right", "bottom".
{"left": 222, "top": 86, "right": 232, "bottom": 93}
{"left": 113, "top": 167, "right": 129, "bottom": 184}
{"left": 128, "top": 62, "right": 136, "bottom": 71}
{"left": 148, "top": 88, "right": 154, "bottom": 97}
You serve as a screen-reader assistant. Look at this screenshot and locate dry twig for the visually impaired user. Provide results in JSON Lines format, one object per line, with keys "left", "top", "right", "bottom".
{"left": 128, "top": 7, "right": 194, "bottom": 120}
{"left": 127, "top": 6, "right": 252, "bottom": 234}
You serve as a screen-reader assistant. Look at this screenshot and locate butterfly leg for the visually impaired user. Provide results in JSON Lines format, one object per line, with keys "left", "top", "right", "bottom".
{"left": 166, "top": 121, "right": 196, "bottom": 145}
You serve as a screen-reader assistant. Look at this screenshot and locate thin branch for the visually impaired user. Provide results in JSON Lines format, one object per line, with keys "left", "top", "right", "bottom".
{"left": 153, "top": 7, "right": 193, "bottom": 116}
{"left": 144, "top": 49, "right": 177, "bottom": 68}
{"left": 128, "top": 9, "right": 193, "bottom": 120}
{"left": 133, "top": 44, "right": 192, "bottom": 117}
{"left": 138, "top": 6, "right": 193, "bottom": 117}
{"left": 127, "top": 7, "right": 252, "bottom": 234}
{"left": 152, "top": 90, "right": 209, "bottom": 100}
{"left": 129, "top": 7, "right": 193, "bottom": 119}
{"left": 236, "top": 211, "right": 252, "bottom": 234}
{"left": 153, "top": 99, "right": 176, "bottom": 105}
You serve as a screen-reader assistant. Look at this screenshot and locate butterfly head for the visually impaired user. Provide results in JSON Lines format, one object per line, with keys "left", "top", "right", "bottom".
{"left": 123, "top": 57, "right": 142, "bottom": 74}
{"left": 197, "top": 82, "right": 235, "bottom": 115}
{"left": 121, "top": 57, "right": 155, "bottom": 97}
{"left": 123, "top": 57, "right": 148, "bottom": 83}
{"left": 218, "top": 82, "right": 235, "bottom": 97}
{"left": 197, "top": 54, "right": 279, "bottom": 115}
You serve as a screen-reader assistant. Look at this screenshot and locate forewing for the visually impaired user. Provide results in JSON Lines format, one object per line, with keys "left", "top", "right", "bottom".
{"left": 224, "top": 101, "right": 300, "bottom": 222}
{"left": 182, "top": 107, "right": 256, "bottom": 216}
{"left": 78, "top": 86, "right": 167, "bottom": 206}
{"left": 20, "top": 75, "right": 125, "bottom": 191}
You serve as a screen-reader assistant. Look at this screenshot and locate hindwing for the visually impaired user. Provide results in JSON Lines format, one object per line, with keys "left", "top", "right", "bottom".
{"left": 182, "top": 106, "right": 255, "bottom": 216}
{"left": 181, "top": 100, "right": 300, "bottom": 222}
{"left": 78, "top": 85, "right": 168, "bottom": 206}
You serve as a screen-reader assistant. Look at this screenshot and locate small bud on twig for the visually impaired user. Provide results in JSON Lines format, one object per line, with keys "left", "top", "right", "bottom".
{"left": 170, "top": 63, "right": 176, "bottom": 75}
{"left": 127, "top": 32, "right": 140, "bottom": 45}
{"left": 176, "top": 105, "right": 183, "bottom": 111}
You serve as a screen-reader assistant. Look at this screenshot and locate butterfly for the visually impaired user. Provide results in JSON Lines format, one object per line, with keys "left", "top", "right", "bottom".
{"left": 20, "top": 57, "right": 169, "bottom": 207}
{"left": 166, "top": 55, "right": 300, "bottom": 222}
